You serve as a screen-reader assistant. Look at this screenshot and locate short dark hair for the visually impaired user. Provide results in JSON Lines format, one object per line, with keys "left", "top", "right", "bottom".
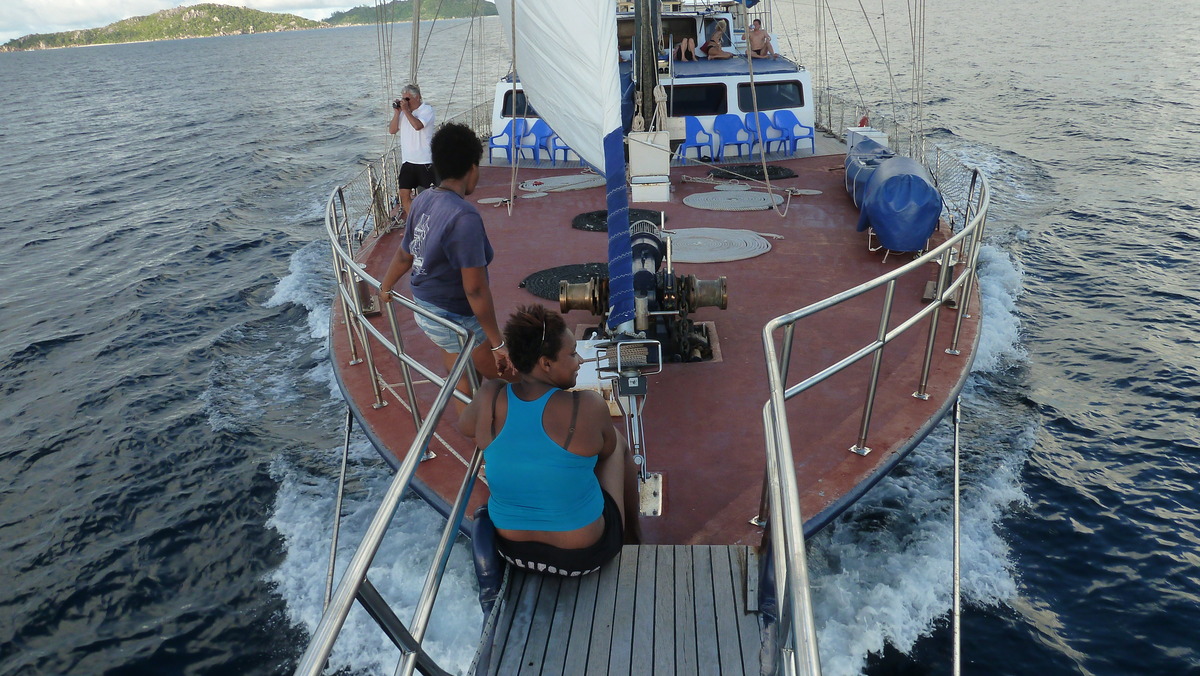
{"left": 431, "top": 122, "right": 483, "bottom": 182}
{"left": 504, "top": 305, "right": 568, "bottom": 374}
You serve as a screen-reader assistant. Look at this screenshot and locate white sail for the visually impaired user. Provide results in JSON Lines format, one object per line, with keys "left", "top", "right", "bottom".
{"left": 495, "top": 0, "right": 622, "bottom": 169}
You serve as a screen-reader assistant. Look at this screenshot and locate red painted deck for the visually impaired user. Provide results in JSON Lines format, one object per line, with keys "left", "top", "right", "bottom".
{"left": 329, "top": 152, "right": 979, "bottom": 546}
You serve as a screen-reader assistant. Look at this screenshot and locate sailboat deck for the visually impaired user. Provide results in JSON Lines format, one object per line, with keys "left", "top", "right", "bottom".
{"left": 485, "top": 545, "right": 762, "bottom": 676}
{"left": 331, "top": 147, "right": 979, "bottom": 545}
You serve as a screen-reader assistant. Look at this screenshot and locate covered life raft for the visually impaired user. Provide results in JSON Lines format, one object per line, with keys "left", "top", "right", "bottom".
{"left": 845, "top": 137, "right": 943, "bottom": 252}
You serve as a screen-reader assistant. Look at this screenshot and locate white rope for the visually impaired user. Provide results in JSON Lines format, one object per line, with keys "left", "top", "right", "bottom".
{"left": 505, "top": 2, "right": 520, "bottom": 216}
{"left": 667, "top": 227, "right": 774, "bottom": 263}
{"left": 518, "top": 172, "right": 604, "bottom": 193}
{"left": 682, "top": 191, "right": 785, "bottom": 211}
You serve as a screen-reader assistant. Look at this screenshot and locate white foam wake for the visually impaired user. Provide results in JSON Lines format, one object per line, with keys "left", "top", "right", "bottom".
{"left": 267, "top": 446, "right": 484, "bottom": 675}
{"left": 807, "top": 228, "right": 1030, "bottom": 674}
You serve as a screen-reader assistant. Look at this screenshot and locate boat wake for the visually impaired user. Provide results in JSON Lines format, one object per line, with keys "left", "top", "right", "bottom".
{"left": 258, "top": 241, "right": 484, "bottom": 674}
{"left": 807, "top": 232, "right": 1032, "bottom": 675}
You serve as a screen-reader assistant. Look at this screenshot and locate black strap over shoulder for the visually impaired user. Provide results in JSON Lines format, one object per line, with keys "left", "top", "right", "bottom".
{"left": 489, "top": 383, "right": 505, "bottom": 438}
{"left": 563, "top": 391, "right": 580, "bottom": 449}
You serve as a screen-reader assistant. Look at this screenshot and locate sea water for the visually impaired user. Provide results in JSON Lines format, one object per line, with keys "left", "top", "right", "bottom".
{"left": 0, "top": 4, "right": 1197, "bottom": 675}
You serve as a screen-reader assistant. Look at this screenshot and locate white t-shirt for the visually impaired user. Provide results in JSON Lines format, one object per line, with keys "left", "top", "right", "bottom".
{"left": 400, "top": 103, "right": 435, "bottom": 165}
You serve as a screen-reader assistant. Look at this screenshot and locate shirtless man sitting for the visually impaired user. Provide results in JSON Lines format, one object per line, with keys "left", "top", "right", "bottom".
{"left": 748, "top": 19, "right": 778, "bottom": 59}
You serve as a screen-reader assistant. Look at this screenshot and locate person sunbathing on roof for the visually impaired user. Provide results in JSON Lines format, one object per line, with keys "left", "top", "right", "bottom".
{"left": 699, "top": 23, "right": 734, "bottom": 60}
{"left": 748, "top": 19, "right": 778, "bottom": 59}
{"left": 673, "top": 36, "right": 698, "bottom": 61}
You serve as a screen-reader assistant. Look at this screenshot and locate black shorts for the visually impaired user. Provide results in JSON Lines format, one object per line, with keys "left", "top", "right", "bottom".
{"left": 398, "top": 161, "right": 435, "bottom": 191}
{"left": 495, "top": 490, "right": 624, "bottom": 577}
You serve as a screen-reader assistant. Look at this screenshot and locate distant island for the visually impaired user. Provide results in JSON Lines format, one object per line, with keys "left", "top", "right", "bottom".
{"left": 1, "top": 1, "right": 498, "bottom": 52}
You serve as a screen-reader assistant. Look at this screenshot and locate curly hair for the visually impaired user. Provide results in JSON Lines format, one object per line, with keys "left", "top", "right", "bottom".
{"left": 504, "top": 305, "right": 568, "bottom": 373}
{"left": 431, "top": 122, "right": 483, "bottom": 182}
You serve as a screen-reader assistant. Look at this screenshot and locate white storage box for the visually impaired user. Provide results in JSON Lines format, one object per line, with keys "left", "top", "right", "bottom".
{"left": 845, "top": 126, "right": 890, "bottom": 150}
{"left": 630, "top": 176, "right": 670, "bottom": 202}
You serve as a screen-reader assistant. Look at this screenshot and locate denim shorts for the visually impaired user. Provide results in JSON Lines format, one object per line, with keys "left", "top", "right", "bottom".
{"left": 412, "top": 295, "right": 486, "bottom": 354}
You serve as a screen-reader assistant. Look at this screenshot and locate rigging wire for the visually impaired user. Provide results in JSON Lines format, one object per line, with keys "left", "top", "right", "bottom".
{"left": 505, "top": 2, "right": 519, "bottom": 215}
{"left": 444, "top": 0, "right": 485, "bottom": 127}
{"left": 821, "top": 1, "right": 868, "bottom": 118}
{"left": 376, "top": 0, "right": 398, "bottom": 155}
{"left": 854, "top": 0, "right": 900, "bottom": 125}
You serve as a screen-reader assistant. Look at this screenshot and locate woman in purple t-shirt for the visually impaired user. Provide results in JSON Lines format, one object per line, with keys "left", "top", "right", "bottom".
{"left": 379, "top": 123, "right": 513, "bottom": 406}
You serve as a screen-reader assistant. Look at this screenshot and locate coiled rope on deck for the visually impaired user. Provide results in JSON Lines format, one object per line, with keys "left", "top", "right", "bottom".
{"left": 667, "top": 228, "right": 775, "bottom": 263}
{"left": 682, "top": 190, "right": 785, "bottom": 211}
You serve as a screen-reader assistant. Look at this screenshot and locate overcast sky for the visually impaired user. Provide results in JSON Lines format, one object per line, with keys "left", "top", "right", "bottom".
{"left": 0, "top": 1, "right": 354, "bottom": 44}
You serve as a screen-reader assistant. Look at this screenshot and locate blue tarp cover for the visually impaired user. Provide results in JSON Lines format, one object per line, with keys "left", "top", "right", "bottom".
{"left": 854, "top": 156, "right": 942, "bottom": 252}
{"left": 844, "top": 137, "right": 894, "bottom": 208}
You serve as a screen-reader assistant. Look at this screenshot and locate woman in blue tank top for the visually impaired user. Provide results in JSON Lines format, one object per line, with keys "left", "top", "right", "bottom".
{"left": 458, "top": 305, "right": 640, "bottom": 576}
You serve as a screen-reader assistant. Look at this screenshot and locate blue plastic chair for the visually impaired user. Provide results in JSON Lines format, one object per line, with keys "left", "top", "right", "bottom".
{"left": 712, "top": 113, "right": 751, "bottom": 160}
{"left": 744, "top": 112, "right": 789, "bottom": 154}
{"left": 771, "top": 110, "right": 816, "bottom": 155}
{"left": 488, "top": 118, "right": 528, "bottom": 163}
{"left": 520, "top": 119, "right": 555, "bottom": 164}
{"left": 547, "top": 134, "right": 573, "bottom": 164}
{"left": 675, "top": 116, "right": 714, "bottom": 164}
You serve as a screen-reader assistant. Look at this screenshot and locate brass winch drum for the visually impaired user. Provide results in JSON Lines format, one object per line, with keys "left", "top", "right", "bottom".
{"left": 560, "top": 277, "right": 607, "bottom": 315}
{"left": 686, "top": 275, "right": 727, "bottom": 310}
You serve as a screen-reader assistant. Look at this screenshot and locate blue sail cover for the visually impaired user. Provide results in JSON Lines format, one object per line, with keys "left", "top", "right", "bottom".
{"left": 855, "top": 157, "right": 943, "bottom": 252}
{"left": 844, "top": 136, "right": 894, "bottom": 208}
{"left": 496, "top": 0, "right": 634, "bottom": 331}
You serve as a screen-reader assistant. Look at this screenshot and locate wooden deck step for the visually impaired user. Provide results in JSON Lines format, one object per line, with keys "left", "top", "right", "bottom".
{"left": 484, "top": 545, "right": 763, "bottom": 675}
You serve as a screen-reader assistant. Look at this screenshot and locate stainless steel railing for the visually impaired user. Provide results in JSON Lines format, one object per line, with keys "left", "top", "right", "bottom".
{"left": 295, "top": 159, "right": 487, "bottom": 676}
{"left": 759, "top": 154, "right": 991, "bottom": 674}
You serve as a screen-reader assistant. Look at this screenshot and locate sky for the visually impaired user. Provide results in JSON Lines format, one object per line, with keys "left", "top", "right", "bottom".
{"left": 0, "top": 1, "right": 354, "bottom": 44}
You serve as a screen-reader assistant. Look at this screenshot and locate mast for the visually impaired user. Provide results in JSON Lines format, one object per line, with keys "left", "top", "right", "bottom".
{"left": 409, "top": 0, "right": 420, "bottom": 84}
{"left": 633, "top": 0, "right": 661, "bottom": 131}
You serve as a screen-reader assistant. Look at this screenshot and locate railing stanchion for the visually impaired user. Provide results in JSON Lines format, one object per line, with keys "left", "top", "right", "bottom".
{"left": 326, "top": 408, "right": 354, "bottom": 610}
{"left": 914, "top": 246, "right": 953, "bottom": 399}
{"left": 851, "top": 280, "right": 895, "bottom": 454}
{"left": 383, "top": 300, "right": 424, "bottom": 429}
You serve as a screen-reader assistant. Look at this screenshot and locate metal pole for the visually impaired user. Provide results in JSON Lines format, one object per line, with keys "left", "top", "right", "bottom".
{"left": 914, "top": 247, "right": 953, "bottom": 399}
{"left": 325, "top": 408, "right": 355, "bottom": 609}
{"left": 383, "top": 300, "right": 424, "bottom": 430}
{"left": 851, "top": 280, "right": 895, "bottom": 455}
{"left": 409, "top": 0, "right": 421, "bottom": 85}
{"left": 397, "top": 448, "right": 485, "bottom": 676}
{"left": 293, "top": 338, "right": 476, "bottom": 676}
{"left": 952, "top": 397, "right": 962, "bottom": 676}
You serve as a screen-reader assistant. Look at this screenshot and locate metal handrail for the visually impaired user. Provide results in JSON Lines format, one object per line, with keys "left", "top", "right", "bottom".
{"left": 760, "top": 161, "right": 991, "bottom": 674}
{"left": 294, "top": 160, "right": 488, "bottom": 676}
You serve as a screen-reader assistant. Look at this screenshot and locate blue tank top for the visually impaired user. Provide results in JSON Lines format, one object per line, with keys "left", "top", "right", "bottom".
{"left": 484, "top": 386, "right": 604, "bottom": 532}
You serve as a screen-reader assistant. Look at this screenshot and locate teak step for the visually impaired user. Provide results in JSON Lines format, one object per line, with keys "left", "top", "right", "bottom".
{"left": 485, "top": 545, "right": 762, "bottom": 675}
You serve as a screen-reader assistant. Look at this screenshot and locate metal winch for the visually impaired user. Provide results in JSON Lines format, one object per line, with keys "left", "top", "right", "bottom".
{"left": 560, "top": 221, "right": 727, "bottom": 361}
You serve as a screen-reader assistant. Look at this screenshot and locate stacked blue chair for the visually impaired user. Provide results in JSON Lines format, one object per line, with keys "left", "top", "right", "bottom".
{"left": 675, "top": 116, "right": 714, "bottom": 164}
{"left": 521, "top": 119, "right": 556, "bottom": 164}
{"left": 548, "top": 135, "right": 573, "bottom": 165}
{"left": 744, "top": 112, "right": 789, "bottom": 154}
{"left": 712, "top": 114, "right": 751, "bottom": 160}
{"left": 488, "top": 118, "right": 528, "bottom": 163}
{"left": 771, "top": 110, "right": 815, "bottom": 155}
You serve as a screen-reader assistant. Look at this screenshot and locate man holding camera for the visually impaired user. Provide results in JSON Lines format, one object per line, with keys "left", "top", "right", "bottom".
{"left": 388, "top": 83, "right": 436, "bottom": 222}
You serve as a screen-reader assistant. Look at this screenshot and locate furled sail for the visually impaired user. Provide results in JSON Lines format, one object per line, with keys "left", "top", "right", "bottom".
{"left": 495, "top": 0, "right": 635, "bottom": 331}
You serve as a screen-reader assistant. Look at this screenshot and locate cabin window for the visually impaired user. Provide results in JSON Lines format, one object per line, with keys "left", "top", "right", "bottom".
{"left": 666, "top": 84, "right": 728, "bottom": 117}
{"left": 662, "top": 18, "right": 697, "bottom": 46}
{"left": 736, "top": 81, "right": 805, "bottom": 111}
{"left": 501, "top": 91, "right": 540, "bottom": 118}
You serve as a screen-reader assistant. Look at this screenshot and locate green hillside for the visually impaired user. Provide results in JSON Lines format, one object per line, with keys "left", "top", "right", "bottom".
{"left": 2, "top": 4, "right": 323, "bottom": 52}
{"left": 325, "top": 0, "right": 498, "bottom": 25}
